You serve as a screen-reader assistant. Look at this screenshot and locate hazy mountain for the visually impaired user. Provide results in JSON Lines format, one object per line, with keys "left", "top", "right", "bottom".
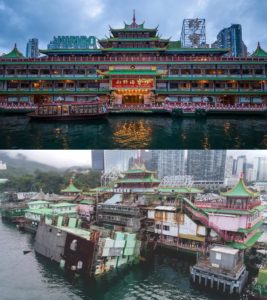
{"left": 0, "top": 152, "right": 59, "bottom": 176}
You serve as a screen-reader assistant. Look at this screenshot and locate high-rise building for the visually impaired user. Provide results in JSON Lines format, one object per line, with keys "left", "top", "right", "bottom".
{"left": 245, "top": 163, "right": 254, "bottom": 182}
{"left": 252, "top": 157, "right": 267, "bottom": 182}
{"left": 157, "top": 150, "right": 185, "bottom": 179}
{"left": 212, "top": 24, "right": 247, "bottom": 57}
{"left": 91, "top": 150, "right": 104, "bottom": 171}
{"left": 104, "top": 150, "right": 138, "bottom": 173}
{"left": 48, "top": 36, "right": 97, "bottom": 49}
{"left": 234, "top": 155, "right": 247, "bottom": 179}
{"left": 139, "top": 150, "right": 159, "bottom": 172}
{"left": 224, "top": 156, "right": 234, "bottom": 178}
{"left": 26, "top": 38, "right": 39, "bottom": 58}
{"left": 187, "top": 150, "right": 226, "bottom": 181}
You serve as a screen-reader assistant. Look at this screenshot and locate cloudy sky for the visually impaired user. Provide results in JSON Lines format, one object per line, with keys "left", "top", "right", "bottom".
{"left": 2, "top": 150, "right": 91, "bottom": 168}
{"left": 0, "top": 0, "right": 266, "bottom": 55}
{"left": 1, "top": 150, "right": 267, "bottom": 169}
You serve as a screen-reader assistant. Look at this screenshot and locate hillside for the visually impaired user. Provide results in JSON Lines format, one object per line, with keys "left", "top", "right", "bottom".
{"left": 0, "top": 152, "right": 59, "bottom": 177}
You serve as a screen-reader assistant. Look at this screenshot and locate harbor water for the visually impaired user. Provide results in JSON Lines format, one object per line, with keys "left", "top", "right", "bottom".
{"left": 0, "top": 115, "right": 267, "bottom": 149}
{"left": 0, "top": 216, "right": 254, "bottom": 300}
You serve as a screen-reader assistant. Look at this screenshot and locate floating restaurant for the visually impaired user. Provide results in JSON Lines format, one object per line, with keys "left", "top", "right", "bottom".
{"left": 0, "top": 13, "right": 267, "bottom": 116}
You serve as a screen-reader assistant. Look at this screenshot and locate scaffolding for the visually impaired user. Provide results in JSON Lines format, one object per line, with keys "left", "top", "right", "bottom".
{"left": 160, "top": 175, "right": 193, "bottom": 187}
{"left": 180, "top": 18, "right": 206, "bottom": 48}
{"left": 100, "top": 170, "right": 121, "bottom": 187}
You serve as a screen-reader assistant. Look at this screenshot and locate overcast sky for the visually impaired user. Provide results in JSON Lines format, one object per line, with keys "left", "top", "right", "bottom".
{"left": 1, "top": 150, "right": 267, "bottom": 169}
{"left": 2, "top": 150, "right": 91, "bottom": 168}
{"left": 0, "top": 0, "right": 266, "bottom": 55}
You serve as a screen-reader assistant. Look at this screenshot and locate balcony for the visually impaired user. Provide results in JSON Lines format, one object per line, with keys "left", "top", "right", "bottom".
{"left": 98, "top": 204, "right": 140, "bottom": 217}
{"left": 194, "top": 200, "right": 262, "bottom": 210}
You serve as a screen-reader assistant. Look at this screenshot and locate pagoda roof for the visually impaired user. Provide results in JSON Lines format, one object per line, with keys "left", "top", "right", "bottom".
{"left": 99, "top": 37, "right": 168, "bottom": 42}
{"left": 165, "top": 47, "right": 229, "bottom": 55}
{"left": 50, "top": 202, "right": 76, "bottom": 208}
{"left": 61, "top": 179, "right": 82, "bottom": 193}
{"left": 204, "top": 204, "right": 266, "bottom": 216}
{"left": 80, "top": 199, "right": 95, "bottom": 205}
{"left": 123, "top": 163, "right": 157, "bottom": 175}
{"left": 251, "top": 42, "right": 267, "bottom": 58}
{"left": 101, "top": 47, "right": 166, "bottom": 52}
{"left": 116, "top": 177, "right": 160, "bottom": 183}
{"left": 110, "top": 24, "right": 157, "bottom": 32}
{"left": 40, "top": 48, "right": 102, "bottom": 56}
{"left": 2, "top": 44, "right": 24, "bottom": 59}
{"left": 226, "top": 231, "right": 263, "bottom": 249}
{"left": 167, "top": 41, "right": 182, "bottom": 49}
{"left": 98, "top": 68, "right": 163, "bottom": 76}
{"left": 110, "top": 11, "right": 158, "bottom": 33}
{"left": 221, "top": 177, "right": 258, "bottom": 198}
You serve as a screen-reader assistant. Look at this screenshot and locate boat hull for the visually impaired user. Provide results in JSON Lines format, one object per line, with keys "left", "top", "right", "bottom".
{"left": 0, "top": 107, "right": 35, "bottom": 115}
{"left": 28, "top": 112, "right": 108, "bottom": 121}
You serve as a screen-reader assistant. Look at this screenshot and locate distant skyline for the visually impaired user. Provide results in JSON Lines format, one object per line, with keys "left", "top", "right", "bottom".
{"left": 1, "top": 150, "right": 267, "bottom": 169}
{"left": 0, "top": 0, "right": 267, "bottom": 55}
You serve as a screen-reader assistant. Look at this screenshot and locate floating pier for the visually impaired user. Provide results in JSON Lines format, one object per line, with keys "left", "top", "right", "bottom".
{"left": 190, "top": 245, "right": 248, "bottom": 294}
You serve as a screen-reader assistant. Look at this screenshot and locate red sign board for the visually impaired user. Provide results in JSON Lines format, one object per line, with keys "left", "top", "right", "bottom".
{"left": 111, "top": 78, "right": 154, "bottom": 89}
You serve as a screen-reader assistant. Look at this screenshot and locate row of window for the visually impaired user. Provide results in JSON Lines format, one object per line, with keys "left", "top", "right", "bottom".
{"left": 155, "top": 224, "right": 170, "bottom": 231}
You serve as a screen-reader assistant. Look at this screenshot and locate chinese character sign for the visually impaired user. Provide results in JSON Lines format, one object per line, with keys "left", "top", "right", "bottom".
{"left": 111, "top": 78, "right": 154, "bottom": 89}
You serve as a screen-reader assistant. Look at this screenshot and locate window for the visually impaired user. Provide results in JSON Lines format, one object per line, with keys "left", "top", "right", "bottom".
{"left": 215, "top": 253, "right": 222, "bottom": 260}
{"left": 163, "top": 225, "right": 170, "bottom": 231}
{"left": 156, "top": 224, "right": 160, "bottom": 229}
{"left": 70, "top": 239, "right": 77, "bottom": 251}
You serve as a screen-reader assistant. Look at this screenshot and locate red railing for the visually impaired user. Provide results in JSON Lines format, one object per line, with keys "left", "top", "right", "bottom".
{"left": 1, "top": 55, "right": 267, "bottom": 64}
{"left": 195, "top": 200, "right": 262, "bottom": 210}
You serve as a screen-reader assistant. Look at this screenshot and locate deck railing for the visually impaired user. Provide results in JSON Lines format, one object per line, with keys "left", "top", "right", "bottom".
{"left": 194, "top": 200, "right": 262, "bottom": 210}
{"left": 1, "top": 55, "right": 267, "bottom": 64}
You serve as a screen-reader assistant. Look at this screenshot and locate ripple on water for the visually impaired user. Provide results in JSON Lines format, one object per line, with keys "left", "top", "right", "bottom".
{"left": 0, "top": 115, "right": 267, "bottom": 148}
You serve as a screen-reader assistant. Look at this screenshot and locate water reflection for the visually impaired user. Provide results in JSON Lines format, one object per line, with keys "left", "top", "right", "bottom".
{"left": 112, "top": 120, "right": 152, "bottom": 148}
{"left": 0, "top": 115, "right": 266, "bottom": 149}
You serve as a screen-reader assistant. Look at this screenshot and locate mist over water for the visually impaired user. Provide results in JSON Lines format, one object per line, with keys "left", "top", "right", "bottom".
{"left": 0, "top": 115, "right": 266, "bottom": 149}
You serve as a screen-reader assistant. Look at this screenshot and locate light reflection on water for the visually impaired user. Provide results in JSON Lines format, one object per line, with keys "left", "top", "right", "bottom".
{"left": 0, "top": 115, "right": 267, "bottom": 149}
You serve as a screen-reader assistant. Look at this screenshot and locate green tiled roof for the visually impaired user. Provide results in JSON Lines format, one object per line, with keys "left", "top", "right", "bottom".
{"left": 50, "top": 202, "right": 76, "bottom": 208}
{"left": 204, "top": 205, "right": 266, "bottom": 216}
{"left": 158, "top": 187, "right": 203, "bottom": 194}
{"left": 251, "top": 43, "right": 267, "bottom": 58}
{"left": 221, "top": 178, "right": 258, "bottom": 197}
{"left": 237, "top": 219, "right": 264, "bottom": 233}
{"left": 227, "top": 231, "right": 263, "bottom": 249}
{"left": 102, "top": 47, "right": 166, "bottom": 52}
{"left": 61, "top": 180, "right": 82, "bottom": 193}
{"left": 56, "top": 226, "right": 91, "bottom": 239}
{"left": 117, "top": 177, "right": 160, "bottom": 183}
{"left": 123, "top": 168, "right": 156, "bottom": 174}
{"left": 40, "top": 49, "right": 102, "bottom": 55}
{"left": 204, "top": 208, "right": 252, "bottom": 215}
{"left": 80, "top": 200, "right": 95, "bottom": 205}
{"left": 25, "top": 208, "right": 53, "bottom": 216}
{"left": 167, "top": 41, "right": 181, "bottom": 49}
{"left": 110, "top": 24, "right": 157, "bottom": 32}
{"left": 104, "top": 69, "right": 159, "bottom": 76}
{"left": 2, "top": 44, "right": 24, "bottom": 59}
{"left": 99, "top": 37, "right": 167, "bottom": 42}
{"left": 165, "top": 48, "right": 229, "bottom": 54}
{"left": 28, "top": 200, "right": 49, "bottom": 205}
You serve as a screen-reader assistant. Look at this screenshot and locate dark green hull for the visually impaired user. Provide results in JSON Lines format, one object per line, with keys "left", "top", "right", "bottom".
{"left": 0, "top": 107, "right": 35, "bottom": 115}
{"left": 1, "top": 207, "right": 26, "bottom": 222}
